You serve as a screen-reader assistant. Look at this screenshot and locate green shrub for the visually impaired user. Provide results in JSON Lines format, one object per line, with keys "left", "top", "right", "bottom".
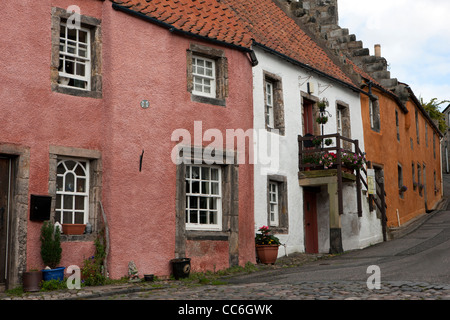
{"left": 40, "top": 221, "right": 62, "bottom": 269}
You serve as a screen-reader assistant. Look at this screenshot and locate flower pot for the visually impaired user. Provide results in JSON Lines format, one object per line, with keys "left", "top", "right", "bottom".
{"left": 170, "top": 258, "right": 191, "bottom": 280}
{"left": 62, "top": 223, "right": 86, "bottom": 235}
{"left": 342, "top": 166, "right": 354, "bottom": 174}
{"left": 23, "top": 271, "right": 43, "bottom": 292}
{"left": 42, "top": 266, "right": 65, "bottom": 282}
{"left": 144, "top": 274, "right": 154, "bottom": 282}
{"left": 256, "top": 245, "right": 279, "bottom": 264}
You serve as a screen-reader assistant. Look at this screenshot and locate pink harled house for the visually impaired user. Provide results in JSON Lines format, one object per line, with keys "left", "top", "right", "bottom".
{"left": 0, "top": 0, "right": 255, "bottom": 289}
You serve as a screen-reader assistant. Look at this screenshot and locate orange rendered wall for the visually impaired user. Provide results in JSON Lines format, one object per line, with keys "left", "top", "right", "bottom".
{"left": 360, "top": 89, "right": 442, "bottom": 228}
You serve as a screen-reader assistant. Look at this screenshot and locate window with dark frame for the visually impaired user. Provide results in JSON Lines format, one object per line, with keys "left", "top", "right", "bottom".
{"left": 395, "top": 109, "right": 400, "bottom": 141}
{"left": 398, "top": 164, "right": 404, "bottom": 199}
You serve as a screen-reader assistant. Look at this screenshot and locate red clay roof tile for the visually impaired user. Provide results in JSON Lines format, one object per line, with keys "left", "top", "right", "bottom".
{"left": 220, "top": 0, "right": 355, "bottom": 86}
{"left": 111, "top": 0, "right": 252, "bottom": 49}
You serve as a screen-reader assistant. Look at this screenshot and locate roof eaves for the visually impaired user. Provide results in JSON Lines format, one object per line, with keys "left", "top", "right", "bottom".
{"left": 403, "top": 84, "right": 443, "bottom": 137}
{"left": 253, "top": 41, "right": 367, "bottom": 97}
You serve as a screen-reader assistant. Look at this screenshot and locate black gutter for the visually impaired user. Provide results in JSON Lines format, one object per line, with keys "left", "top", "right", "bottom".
{"left": 253, "top": 41, "right": 370, "bottom": 97}
{"left": 112, "top": 3, "right": 253, "bottom": 54}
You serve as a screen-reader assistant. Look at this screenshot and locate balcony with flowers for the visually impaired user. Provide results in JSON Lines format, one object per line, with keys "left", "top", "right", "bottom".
{"left": 298, "top": 133, "right": 367, "bottom": 217}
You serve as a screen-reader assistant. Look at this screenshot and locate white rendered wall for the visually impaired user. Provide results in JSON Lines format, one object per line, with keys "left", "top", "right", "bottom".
{"left": 252, "top": 47, "right": 383, "bottom": 256}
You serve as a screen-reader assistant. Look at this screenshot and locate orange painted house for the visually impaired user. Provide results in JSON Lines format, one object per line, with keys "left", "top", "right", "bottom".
{"left": 360, "top": 80, "right": 443, "bottom": 233}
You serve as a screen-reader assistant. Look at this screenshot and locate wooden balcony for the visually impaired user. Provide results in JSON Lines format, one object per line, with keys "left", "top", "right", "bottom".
{"left": 298, "top": 133, "right": 366, "bottom": 217}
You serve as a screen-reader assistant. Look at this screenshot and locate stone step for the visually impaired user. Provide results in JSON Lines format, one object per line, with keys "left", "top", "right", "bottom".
{"left": 328, "top": 27, "right": 349, "bottom": 39}
{"left": 379, "top": 78, "right": 399, "bottom": 89}
{"left": 365, "top": 61, "right": 387, "bottom": 73}
{"left": 371, "top": 70, "right": 391, "bottom": 80}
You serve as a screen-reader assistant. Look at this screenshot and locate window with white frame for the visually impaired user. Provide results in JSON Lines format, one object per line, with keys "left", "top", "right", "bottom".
{"left": 55, "top": 158, "right": 89, "bottom": 224}
{"left": 264, "top": 72, "right": 285, "bottom": 135}
{"left": 58, "top": 22, "right": 91, "bottom": 90}
{"left": 265, "top": 81, "right": 275, "bottom": 129}
{"left": 185, "top": 165, "right": 222, "bottom": 230}
{"left": 192, "top": 56, "right": 216, "bottom": 98}
{"left": 369, "top": 97, "right": 380, "bottom": 132}
{"left": 269, "top": 182, "right": 279, "bottom": 226}
{"left": 337, "top": 107, "right": 343, "bottom": 135}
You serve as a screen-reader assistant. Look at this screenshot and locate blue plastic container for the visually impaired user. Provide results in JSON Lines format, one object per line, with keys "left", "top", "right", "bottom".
{"left": 41, "top": 267, "right": 65, "bottom": 281}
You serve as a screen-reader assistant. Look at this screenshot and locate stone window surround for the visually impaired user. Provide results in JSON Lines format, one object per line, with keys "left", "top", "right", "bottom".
{"left": 51, "top": 7, "right": 102, "bottom": 99}
{"left": 263, "top": 71, "right": 285, "bottom": 135}
{"left": 266, "top": 174, "right": 288, "bottom": 234}
{"left": 336, "top": 100, "right": 351, "bottom": 149}
{"left": 174, "top": 145, "right": 240, "bottom": 266}
{"left": 48, "top": 145, "right": 102, "bottom": 241}
{"left": 187, "top": 43, "right": 228, "bottom": 107}
{"left": 369, "top": 95, "right": 381, "bottom": 133}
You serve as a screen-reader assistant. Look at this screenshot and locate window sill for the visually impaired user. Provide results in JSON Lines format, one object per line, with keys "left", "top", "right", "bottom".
{"left": 60, "top": 233, "right": 96, "bottom": 242}
{"left": 269, "top": 226, "right": 288, "bottom": 235}
{"left": 186, "top": 230, "right": 229, "bottom": 241}
{"left": 191, "top": 94, "right": 226, "bottom": 107}
{"left": 52, "top": 84, "right": 102, "bottom": 99}
{"left": 266, "top": 127, "right": 285, "bottom": 136}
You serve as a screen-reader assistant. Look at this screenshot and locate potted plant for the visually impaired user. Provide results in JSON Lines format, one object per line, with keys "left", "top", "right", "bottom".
{"left": 317, "top": 98, "right": 329, "bottom": 112}
{"left": 341, "top": 150, "right": 366, "bottom": 172}
{"left": 316, "top": 116, "right": 328, "bottom": 124}
{"left": 302, "top": 152, "right": 320, "bottom": 170}
{"left": 319, "top": 152, "right": 337, "bottom": 170}
{"left": 22, "top": 268, "right": 43, "bottom": 292}
{"left": 324, "top": 138, "right": 333, "bottom": 146}
{"left": 40, "top": 221, "right": 64, "bottom": 281}
{"left": 255, "top": 226, "right": 281, "bottom": 264}
{"left": 312, "top": 138, "right": 322, "bottom": 147}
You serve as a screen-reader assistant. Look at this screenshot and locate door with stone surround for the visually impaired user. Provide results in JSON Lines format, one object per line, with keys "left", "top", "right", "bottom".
{"left": 0, "top": 157, "right": 11, "bottom": 286}
{"left": 304, "top": 189, "right": 318, "bottom": 254}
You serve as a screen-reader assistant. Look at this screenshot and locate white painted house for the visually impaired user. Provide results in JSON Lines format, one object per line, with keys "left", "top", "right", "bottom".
{"left": 252, "top": 44, "right": 384, "bottom": 256}
{"left": 221, "top": 0, "right": 384, "bottom": 257}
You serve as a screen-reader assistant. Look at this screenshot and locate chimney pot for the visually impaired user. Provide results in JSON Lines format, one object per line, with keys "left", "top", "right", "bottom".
{"left": 374, "top": 44, "right": 381, "bottom": 57}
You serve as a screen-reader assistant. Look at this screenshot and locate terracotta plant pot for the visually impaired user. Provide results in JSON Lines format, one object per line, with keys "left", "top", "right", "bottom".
{"left": 62, "top": 223, "right": 86, "bottom": 235}
{"left": 23, "top": 271, "right": 43, "bottom": 292}
{"left": 256, "top": 245, "right": 279, "bottom": 264}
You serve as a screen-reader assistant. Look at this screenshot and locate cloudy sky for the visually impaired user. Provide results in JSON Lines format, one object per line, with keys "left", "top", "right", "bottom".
{"left": 338, "top": 0, "right": 450, "bottom": 110}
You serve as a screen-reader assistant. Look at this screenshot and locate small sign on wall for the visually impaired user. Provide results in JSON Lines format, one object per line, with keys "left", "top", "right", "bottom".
{"left": 367, "top": 169, "right": 376, "bottom": 195}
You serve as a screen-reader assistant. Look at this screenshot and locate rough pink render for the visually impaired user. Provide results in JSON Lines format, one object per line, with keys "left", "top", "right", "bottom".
{"left": 1, "top": 1, "right": 254, "bottom": 279}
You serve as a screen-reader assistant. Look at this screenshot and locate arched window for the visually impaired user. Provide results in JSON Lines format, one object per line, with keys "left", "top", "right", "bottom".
{"left": 55, "top": 159, "right": 89, "bottom": 224}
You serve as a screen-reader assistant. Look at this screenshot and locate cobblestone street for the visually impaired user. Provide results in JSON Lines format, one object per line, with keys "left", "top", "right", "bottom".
{"left": 97, "top": 280, "right": 450, "bottom": 301}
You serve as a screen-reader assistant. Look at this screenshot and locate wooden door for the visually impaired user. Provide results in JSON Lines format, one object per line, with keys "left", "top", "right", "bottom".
{"left": 304, "top": 190, "right": 318, "bottom": 254}
{"left": 303, "top": 99, "right": 315, "bottom": 135}
{"left": 0, "top": 158, "right": 11, "bottom": 285}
